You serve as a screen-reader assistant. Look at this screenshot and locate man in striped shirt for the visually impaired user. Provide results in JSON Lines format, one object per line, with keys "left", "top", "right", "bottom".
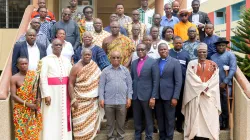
{"left": 137, "top": 0, "right": 154, "bottom": 28}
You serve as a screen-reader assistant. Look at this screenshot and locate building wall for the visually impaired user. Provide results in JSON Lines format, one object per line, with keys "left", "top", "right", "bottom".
{"left": 234, "top": 78, "right": 250, "bottom": 140}
{"left": 97, "top": 0, "right": 140, "bottom": 27}
{"left": 199, "top": 0, "right": 247, "bottom": 41}
{"left": 0, "top": 29, "right": 18, "bottom": 70}
{"left": 199, "top": 0, "right": 245, "bottom": 13}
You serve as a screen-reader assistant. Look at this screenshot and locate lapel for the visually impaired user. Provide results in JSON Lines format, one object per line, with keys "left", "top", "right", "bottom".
{"left": 23, "top": 42, "right": 29, "bottom": 59}
{"left": 36, "top": 43, "right": 42, "bottom": 59}
{"left": 198, "top": 11, "right": 203, "bottom": 22}
{"left": 139, "top": 57, "right": 150, "bottom": 77}
{"left": 134, "top": 59, "right": 139, "bottom": 79}
{"left": 161, "top": 57, "right": 172, "bottom": 77}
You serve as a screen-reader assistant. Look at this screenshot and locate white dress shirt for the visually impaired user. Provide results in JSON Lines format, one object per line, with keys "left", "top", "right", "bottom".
{"left": 27, "top": 42, "right": 40, "bottom": 71}
{"left": 192, "top": 13, "right": 200, "bottom": 25}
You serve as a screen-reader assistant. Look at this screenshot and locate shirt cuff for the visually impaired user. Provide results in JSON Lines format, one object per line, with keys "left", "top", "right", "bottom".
{"left": 127, "top": 93, "right": 132, "bottom": 99}
{"left": 99, "top": 95, "right": 104, "bottom": 100}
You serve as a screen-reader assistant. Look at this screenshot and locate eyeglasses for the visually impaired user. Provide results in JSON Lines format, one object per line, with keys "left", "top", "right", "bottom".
{"left": 85, "top": 11, "right": 93, "bottom": 14}
{"left": 133, "top": 14, "right": 139, "bottom": 15}
{"left": 180, "top": 14, "right": 188, "bottom": 17}
{"left": 112, "top": 57, "right": 120, "bottom": 60}
{"left": 54, "top": 44, "right": 62, "bottom": 46}
{"left": 63, "top": 13, "right": 71, "bottom": 16}
{"left": 136, "top": 49, "right": 146, "bottom": 52}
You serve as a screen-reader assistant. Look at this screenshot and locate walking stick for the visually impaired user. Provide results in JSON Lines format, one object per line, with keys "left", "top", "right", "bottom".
{"left": 224, "top": 66, "right": 234, "bottom": 140}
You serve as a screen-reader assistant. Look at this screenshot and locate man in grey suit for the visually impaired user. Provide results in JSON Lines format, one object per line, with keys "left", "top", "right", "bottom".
{"left": 155, "top": 43, "right": 182, "bottom": 140}
{"left": 131, "top": 43, "right": 159, "bottom": 140}
{"left": 188, "top": 0, "right": 211, "bottom": 41}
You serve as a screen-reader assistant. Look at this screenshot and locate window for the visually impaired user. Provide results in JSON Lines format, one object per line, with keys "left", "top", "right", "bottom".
{"left": 215, "top": 8, "right": 226, "bottom": 25}
{"left": 232, "top": 1, "right": 246, "bottom": 21}
{"left": 0, "top": 0, "right": 30, "bottom": 28}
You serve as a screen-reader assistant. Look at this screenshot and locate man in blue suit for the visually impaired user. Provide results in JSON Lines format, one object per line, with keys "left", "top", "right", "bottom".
{"left": 131, "top": 43, "right": 159, "bottom": 140}
{"left": 156, "top": 43, "right": 182, "bottom": 140}
{"left": 12, "top": 29, "right": 47, "bottom": 75}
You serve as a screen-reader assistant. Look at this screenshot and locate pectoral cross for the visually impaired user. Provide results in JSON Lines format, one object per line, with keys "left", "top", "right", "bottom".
{"left": 59, "top": 77, "right": 63, "bottom": 83}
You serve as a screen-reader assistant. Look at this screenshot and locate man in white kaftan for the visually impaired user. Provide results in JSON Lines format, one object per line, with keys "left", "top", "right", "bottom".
{"left": 182, "top": 43, "right": 221, "bottom": 140}
{"left": 40, "top": 39, "right": 73, "bottom": 140}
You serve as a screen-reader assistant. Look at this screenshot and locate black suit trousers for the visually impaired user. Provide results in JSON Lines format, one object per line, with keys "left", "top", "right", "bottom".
{"left": 155, "top": 99, "right": 176, "bottom": 140}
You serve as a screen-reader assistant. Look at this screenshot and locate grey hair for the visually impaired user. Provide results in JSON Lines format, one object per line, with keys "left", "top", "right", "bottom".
{"left": 158, "top": 43, "right": 169, "bottom": 50}
{"left": 81, "top": 48, "right": 92, "bottom": 55}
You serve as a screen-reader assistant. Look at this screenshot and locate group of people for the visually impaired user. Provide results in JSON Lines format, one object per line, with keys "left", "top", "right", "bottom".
{"left": 10, "top": 0, "right": 237, "bottom": 140}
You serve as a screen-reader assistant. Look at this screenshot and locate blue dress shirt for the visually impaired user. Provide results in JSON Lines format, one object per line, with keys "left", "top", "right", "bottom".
{"left": 160, "top": 16, "right": 180, "bottom": 28}
{"left": 211, "top": 51, "right": 237, "bottom": 85}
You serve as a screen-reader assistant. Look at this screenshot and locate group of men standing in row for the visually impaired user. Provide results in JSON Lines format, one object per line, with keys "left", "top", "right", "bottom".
{"left": 9, "top": 0, "right": 237, "bottom": 140}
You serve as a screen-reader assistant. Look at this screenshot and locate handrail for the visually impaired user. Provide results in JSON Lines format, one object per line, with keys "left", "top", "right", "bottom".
{"left": 0, "top": 5, "right": 35, "bottom": 100}
{"left": 235, "top": 67, "right": 250, "bottom": 98}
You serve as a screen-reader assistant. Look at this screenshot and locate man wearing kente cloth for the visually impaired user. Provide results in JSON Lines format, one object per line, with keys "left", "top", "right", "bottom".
{"left": 68, "top": 48, "right": 104, "bottom": 140}
{"left": 10, "top": 57, "right": 42, "bottom": 140}
{"left": 182, "top": 43, "right": 221, "bottom": 140}
{"left": 40, "top": 39, "right": 73, "bottom": 140}
{"left": 102, "top": 21, "right": 135, "bottom": 68}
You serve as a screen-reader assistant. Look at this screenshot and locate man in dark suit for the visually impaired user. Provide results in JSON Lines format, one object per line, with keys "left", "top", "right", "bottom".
{"left": 12, "top": 29, "right": 47, "bottom": 75}
{"left": 155, "top": 43, "right": 182, "bottom": 140}
{"left": 131, "top": 43, "right": 159, "bottom": 140}
{"left": 188, "top": 0, "right": 211, "bottom": 41}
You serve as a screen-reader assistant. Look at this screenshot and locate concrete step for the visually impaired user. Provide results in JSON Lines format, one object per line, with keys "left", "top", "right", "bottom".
{"left": 94, "top": 130, "right": 230, "bottom": 140}
{"left": 99, "top": 119, "right": 230, "bottom": 140}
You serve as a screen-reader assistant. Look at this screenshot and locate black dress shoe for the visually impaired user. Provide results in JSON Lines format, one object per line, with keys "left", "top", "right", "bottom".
{"left": 153, "top": 126, "right": 158, "bottom": 133}
{"left": 176, "top": 127, "right": 184, "bottom": 133}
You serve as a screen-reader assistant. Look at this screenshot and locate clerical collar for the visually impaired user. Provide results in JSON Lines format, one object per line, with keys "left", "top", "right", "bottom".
{"left": 139, "top": 55, "right": 148, "bottom": 61}
{"left": 161, "top": 56, "right": 169, "bottom": 61}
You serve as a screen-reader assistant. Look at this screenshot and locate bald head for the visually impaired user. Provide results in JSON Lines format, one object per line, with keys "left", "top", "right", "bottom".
{"left": 26, "top": 29, "right": 37, "bottom": 46}
{"left": 26, "top": 29, "right": 37, "bottom": 35}
{"left": 81, "top": 48, "right": 92, "bottom": 64}
{"left": 81, "top": 48, "right": 92, "bottom": 55}
{"left": 110, "top": 51, "right": 121, "bottom": 67}
{"left": 83, "top": 31, "right": 92, "bottom": 37}
{"left": 110, "top": 51, "right": 121, "bottom": 58}
{"left": 110, "top": 14, "right": 118, "bottom": 22}
{"left": 30, "top": 18, "right": 41, "bottom": 31}
{"left": 52, "top": 39, "right": 63, "bottom": 56}
{"left": 62, "top": 8, "right": 71, "bottom": 21}
{"left": 52, "top": 38, "right": 63, "bottom": 46}
{"left": 172, "top": 1, "right": 180, "bottom": 13}
{"left": 110, "top": 21, "right": 120, "bottom": 36}
{"left": 93, "top": 18, "right": 103, "bottom": 32}
{"left": 143, "top": 35, "right": 153, "bottom": 51}
{"left": 82, "top": 31, "right": 93, "bottom": 46}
